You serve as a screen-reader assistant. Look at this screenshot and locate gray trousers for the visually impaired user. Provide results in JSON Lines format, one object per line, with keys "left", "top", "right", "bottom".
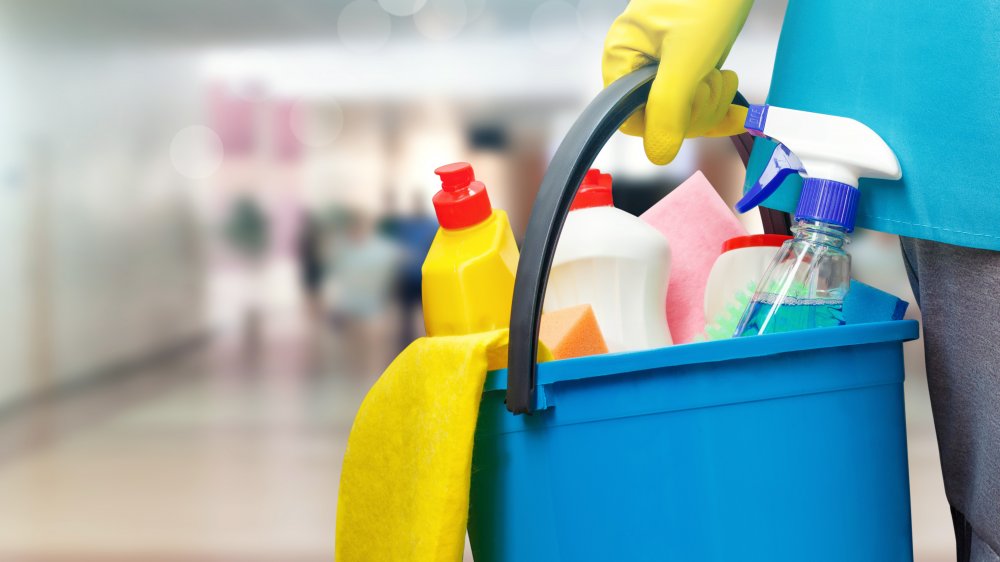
{"left": 900, "top": 237, "right": 1000, "bottom": 562}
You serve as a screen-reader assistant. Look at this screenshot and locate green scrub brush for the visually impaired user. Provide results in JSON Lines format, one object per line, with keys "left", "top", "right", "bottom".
{"left": 702, "top": 281, "right": 756, "bottom": 341}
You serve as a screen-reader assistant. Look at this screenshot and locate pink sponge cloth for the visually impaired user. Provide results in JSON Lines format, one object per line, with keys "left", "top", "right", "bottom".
{"left": 640, "top": 171, "right": 747, "bottom": 344}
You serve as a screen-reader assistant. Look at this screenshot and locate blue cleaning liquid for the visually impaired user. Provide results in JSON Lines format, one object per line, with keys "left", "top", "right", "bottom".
{"left": 737, "top": 295, "right": 845, "bottom": 336}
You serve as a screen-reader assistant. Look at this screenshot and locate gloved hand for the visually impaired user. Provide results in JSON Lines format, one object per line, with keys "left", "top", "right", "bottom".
{"left": 603, "top": 0, "right": 754, "bottom": 165}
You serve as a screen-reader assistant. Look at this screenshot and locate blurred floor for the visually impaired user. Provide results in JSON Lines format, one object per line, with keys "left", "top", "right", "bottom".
{"left": 0, "top": 265, "right": 374, "bottom": 562}
{"left": 0, "top": 272, "right": 955, "bottom": 562}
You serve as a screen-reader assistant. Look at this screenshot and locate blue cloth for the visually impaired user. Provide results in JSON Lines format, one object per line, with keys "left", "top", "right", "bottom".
{"left": 843, "top": 280, "right": 908, "bottom": 325}
{"left": 746, "top": 1, "right": 1000, "bottom": 251}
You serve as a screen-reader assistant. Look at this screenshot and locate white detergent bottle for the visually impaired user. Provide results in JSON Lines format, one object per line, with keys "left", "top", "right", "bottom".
{"left": 544, "top": 169, "right": 672, "bottom": 351}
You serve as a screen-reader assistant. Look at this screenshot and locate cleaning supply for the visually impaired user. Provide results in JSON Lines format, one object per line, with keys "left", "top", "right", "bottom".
{"left": 421, "top": 162, "right": 519, "bottom": 338}
{"left": 544, "top": 169, "right": 672, "bottom": 352}
{"left": 701, "top": 288, "right": 753, "bottom": 342}
{"left": 732, "top": 104, "right": 902, "bottom": 336}
{"left": 539, "top": 304, "right": 609, "bottom": 360}
{"left": 601, "top": 0, "right": 753, "bottom": 164}
{"left": 703, "top": 234, "right": 791, "bottom": 339}
{"left": 337, "top": 329, "right": 509, "bottom": 562}
{"left": 640, "top": 170, "right": 747, "bottom": 344}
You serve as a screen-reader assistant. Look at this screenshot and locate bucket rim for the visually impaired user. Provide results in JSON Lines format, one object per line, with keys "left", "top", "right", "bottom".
{"left": 485, "top": 319, "right": 918, "bottom": 392}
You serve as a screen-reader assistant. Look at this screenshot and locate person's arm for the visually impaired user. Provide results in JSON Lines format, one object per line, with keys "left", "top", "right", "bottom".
{"left": 602, "top": 0, "right": 754, "bottom": 165}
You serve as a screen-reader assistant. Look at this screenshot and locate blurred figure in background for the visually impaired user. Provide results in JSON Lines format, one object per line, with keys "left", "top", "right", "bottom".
{"left": 325, "top": 209, "right": 401, "bottom": 376}
{"left": 221, "top": 193, "right": 271, "bottom": 352}
{"left": 380, "top": 190, "right": 439, "bottom": 349}
{"left": 298, "top": 210, "right": 328, "bottom": 322}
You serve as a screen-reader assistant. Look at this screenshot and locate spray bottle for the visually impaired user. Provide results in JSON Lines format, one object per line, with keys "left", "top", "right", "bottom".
{"left": 732, "top": 104, "right": 901, "bottom": 336}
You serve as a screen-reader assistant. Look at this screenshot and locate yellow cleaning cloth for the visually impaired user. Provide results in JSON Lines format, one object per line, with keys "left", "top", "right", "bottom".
{"left": 336, "top": 329, "right": 512, "bottom": 561}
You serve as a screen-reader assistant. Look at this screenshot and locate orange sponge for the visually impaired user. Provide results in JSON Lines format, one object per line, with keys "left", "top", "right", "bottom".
{"left": 539, "top": 304, "right": 609, "bottom": 360}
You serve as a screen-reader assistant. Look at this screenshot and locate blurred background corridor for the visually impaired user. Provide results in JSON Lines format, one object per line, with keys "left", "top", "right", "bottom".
{"left": 0, "top": 0, "right": 955, "bottom": 560}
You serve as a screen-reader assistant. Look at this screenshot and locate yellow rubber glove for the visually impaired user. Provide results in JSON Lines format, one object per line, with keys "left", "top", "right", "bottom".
{"left": 603, "top": 0, "right": 755, "bottom": 165}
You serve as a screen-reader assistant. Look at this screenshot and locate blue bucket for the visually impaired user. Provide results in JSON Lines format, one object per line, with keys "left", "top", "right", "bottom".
{"left": 469, "top": 67, "right": 917, "bottom": 561}
{"left": 470, "top": 321, "right": 917, "bottom": 561}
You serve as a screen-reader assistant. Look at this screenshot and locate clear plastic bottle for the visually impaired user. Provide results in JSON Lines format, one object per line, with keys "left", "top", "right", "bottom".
{"left": 734, "top": 220, "right": 849, "bottom": 336}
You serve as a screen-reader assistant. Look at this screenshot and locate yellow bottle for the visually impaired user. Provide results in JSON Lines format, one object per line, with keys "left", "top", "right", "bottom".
{"left": 422, "top": 162, "right": 519, "bottom": 337}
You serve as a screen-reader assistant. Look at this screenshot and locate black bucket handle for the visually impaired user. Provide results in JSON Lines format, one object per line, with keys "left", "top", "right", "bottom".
{"left": 505, "top": 65, "right": 788, "bottom": 414}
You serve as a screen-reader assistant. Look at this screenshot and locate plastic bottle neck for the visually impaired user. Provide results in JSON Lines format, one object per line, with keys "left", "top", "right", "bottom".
{"left": 438, "top": 209, "right": 497, "bottom": 234}
{"left": 433, "top": 162, "right": 493, "bottom": 229}
{"left": 791, "top": 219, "right": 849, "bottom": 249}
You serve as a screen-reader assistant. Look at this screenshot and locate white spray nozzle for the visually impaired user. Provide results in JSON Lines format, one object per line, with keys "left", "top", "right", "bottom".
{"left": 736, "top": 104, "right": 902, "bottom": 232}
{"left": 746, "top": 105, "right": 900, "bottom": 186}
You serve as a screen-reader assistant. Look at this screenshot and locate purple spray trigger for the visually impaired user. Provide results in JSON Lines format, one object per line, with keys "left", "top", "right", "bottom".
{"left": 735, "top": 143, "right": 804, "bottom": 214}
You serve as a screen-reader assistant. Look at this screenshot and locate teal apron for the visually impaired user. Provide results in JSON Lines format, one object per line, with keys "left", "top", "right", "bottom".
{"left": 746, "top": 1, "right": 1000, "bottom": 251}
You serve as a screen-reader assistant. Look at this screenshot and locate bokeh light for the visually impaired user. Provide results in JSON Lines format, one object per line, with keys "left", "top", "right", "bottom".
{"left": 338, "top": 0, "right": 393, "bottom": 54}
{"left": 170, "top": 125, "right": 223, "bottom": 179}
{"left": 413, "top": 0, "right": 468, "bottom": 41}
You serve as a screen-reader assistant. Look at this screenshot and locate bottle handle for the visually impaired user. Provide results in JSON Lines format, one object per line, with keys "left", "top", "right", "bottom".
{"left": 505, "top": 65, "right": 778, "bottom": 414}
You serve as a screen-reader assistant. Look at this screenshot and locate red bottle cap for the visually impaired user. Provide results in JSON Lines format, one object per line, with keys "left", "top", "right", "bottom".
{"left": 570, "top": 169, "right": 614, "bottom": 211}
{"left": 432, "top": 162, "right": 493, "bottom": 229}
{"left": 721, "top": 234, "right": 793, "bottom": 253}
